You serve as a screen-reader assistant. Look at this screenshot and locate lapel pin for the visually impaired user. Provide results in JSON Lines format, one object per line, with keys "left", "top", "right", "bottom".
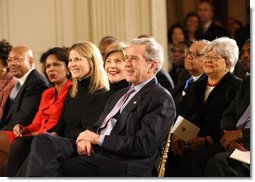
{"left": 133, "top": 101, "right": 137, "bottom": 104}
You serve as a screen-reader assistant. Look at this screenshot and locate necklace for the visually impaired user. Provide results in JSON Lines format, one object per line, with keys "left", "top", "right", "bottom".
{"left": 207, "top": 81, "right": 219, "bottom": 87}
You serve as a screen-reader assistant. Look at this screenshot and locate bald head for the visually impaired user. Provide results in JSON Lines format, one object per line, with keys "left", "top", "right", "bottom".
{"left": 8, "top": 46, "right": 34, "bottom": 78}
{"left": 191, "top": 40, "right": 209, "bottom": 52}
{"left": 11, "top": 46, "right": 33, "bottom": 57}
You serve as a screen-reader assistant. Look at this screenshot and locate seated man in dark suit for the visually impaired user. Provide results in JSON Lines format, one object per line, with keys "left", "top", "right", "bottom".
{"left": 59, "top": 37, "right": 176, "bottom": 176}
{"left": 170, "top": 40, "right": 209, "bottom": 117}
{"left": 156, "top": 68, "right": 174, "bottom": 92}
{"left": 0, "top": 46, "right": 50, "bottom": 130}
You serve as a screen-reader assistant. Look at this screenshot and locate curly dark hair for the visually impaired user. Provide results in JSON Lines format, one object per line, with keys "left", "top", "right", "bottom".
{"left": 0, "top": 39, "right": 13, "bottom": 66}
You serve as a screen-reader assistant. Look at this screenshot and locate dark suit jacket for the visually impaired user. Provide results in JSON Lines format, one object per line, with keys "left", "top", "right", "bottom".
{"left": 0, "top": 69, "right": 50, "bottom": 130}
{"left": 198, "top": 23, "right": 228, "bottom": 41}
{"left": 156, "top": 69, "right": 174, "bottom": 92}
{"left": 169, "top": 64, "right": 189, "bottom": 86}
{"left": 180, "top": 72, "right": 242, "bottom": 142}
{"left": 220, "top": 75, "right": 250, "bottom": 149}
{"left": 171, "top": 73, "right": 206, "bottom": 117}
{"left": 89, "top": 77, "right": 176, "bottom": 176}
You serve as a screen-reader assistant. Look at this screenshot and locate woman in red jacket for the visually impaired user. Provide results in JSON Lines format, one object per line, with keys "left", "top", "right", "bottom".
{"left": 0, "top": 47, "right": 72, "bottom": 175}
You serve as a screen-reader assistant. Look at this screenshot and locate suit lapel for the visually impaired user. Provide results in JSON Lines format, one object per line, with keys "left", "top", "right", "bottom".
{"left": 111, "top": 78, "right": 158, "bottom": 134}
{"left": 5, "top": 70, "right": 35, "bottom": 121}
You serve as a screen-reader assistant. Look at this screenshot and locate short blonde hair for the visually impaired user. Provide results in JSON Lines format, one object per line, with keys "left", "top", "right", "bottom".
{"left": 104, "top": 41, "right": 127, "bottom": 62}
{"left": 68, "top": 41, "right": 109, "bottom": 97}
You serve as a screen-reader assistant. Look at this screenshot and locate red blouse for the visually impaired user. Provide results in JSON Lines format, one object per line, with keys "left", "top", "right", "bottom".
{"left": 6, "top": 80, "right": 72, "bottom": 142}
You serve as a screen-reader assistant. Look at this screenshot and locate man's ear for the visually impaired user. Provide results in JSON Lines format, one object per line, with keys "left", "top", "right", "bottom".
{"left": 148, "top": 60, "right": 158, "bottom": 73}
{"left": 29, "top": 57, "right": 34, "bottom": 66}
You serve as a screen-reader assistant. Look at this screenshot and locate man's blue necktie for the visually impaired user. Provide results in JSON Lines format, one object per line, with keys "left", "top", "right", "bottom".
{"left": 182, "top": 76, "right": 194, "bottom": 96}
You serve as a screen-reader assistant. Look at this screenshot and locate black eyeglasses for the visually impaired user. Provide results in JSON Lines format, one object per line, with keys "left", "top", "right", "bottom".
{"left": 185, "top": 51, "right": 203, "bottom": 59}
{"left": 203, "top": 54, "right": 223, "bottom": 62}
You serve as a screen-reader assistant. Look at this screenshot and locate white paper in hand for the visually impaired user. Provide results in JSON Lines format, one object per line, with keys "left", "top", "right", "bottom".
{"left": 171, "top": 115, "right": 200, "bottom": 142}
{"left": 230, "top": 149, "right": 250, "bottom": 164}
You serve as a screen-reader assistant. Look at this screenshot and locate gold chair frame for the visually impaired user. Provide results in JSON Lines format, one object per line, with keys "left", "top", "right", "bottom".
{"left": 157, "top": 126, "right": 173, "bottom": 177}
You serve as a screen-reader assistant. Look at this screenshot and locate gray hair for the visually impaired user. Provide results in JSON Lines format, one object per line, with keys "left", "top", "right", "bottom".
{"left": 130, "top": 37, "right": 164, "bottom": 72}
{"left": 196, "top": 39, "right": 211, "bottom": 45}
{"left": 202, "top": 37, "right": 239, "bottom": 72}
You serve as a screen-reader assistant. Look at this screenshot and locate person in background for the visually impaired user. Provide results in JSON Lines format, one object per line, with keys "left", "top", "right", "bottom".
{"left": 228, "top": 19, "right": 242, "bottom": 38}
{"left": 38, "top": 51, "right": 48, "bottom": 76}
{"left": 1, "top": 47, "right": 72, "bottom": 176}
{"left": 166, "top": 37, "right": 242, "bottom": 177}
{"left": 170, "top": 40, "right": 209, "bottom": 118}
{"left": 6, "top": 41, "right": 109, "bottom": 177}
{"left": 0, "top": 40, "right": 16, "bottom": 121}
{"left": 184, "top": 12, "right": 200, "bottom": 42}
{"left": 98, "top": 36, "right": 117, "bottom": 59}
{"left": 165, "top": 40, "right": 209, "bottom": 176}
{"left": 169, "top": 40, "right": 192, "bottom": 86}
{"left": 234, "top": 39, "right": 250, "bottom": 79}
{"left": 0, "top": 46, "right": 50, "bottom": 131}
{"left": 167, "top": 23, "right": 187, "bottom": 73}
{"left": 234, "top": 24, "right": 250, "bottom": 50}
{"left": 197, "top": 0, "right": 227, "bottom": 41}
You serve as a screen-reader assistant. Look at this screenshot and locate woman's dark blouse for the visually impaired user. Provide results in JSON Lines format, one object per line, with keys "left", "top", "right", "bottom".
{"left": 85, "top": 79, "right": 130, "bottom": 127}
{"left": 108, "top": 79, "right": 130, "bottom": 95}
{"left": 180, "top": 72, "right": 242, "bottom": 143}
{"left": 51, "top": 78, "right": 104, "bottom": 139}
{"left": 52, "top": 78, "right": 129, "bottom": 140}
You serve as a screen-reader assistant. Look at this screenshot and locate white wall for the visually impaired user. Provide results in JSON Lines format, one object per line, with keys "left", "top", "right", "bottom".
{"left": 0, "top": 0, "right": 169, "bottom": 71}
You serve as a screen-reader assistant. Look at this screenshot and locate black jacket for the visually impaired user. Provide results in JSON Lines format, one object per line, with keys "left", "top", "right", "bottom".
{"left": 0, "top": 69, "right": 50, "bottom": 130}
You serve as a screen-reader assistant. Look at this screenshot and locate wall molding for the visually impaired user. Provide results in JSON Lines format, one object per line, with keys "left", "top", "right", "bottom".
{"left": 0, "top": 0, "right": 9, "bottom": 39}
{"left": 55, "top": 0, "right": 64, "bottom": 46}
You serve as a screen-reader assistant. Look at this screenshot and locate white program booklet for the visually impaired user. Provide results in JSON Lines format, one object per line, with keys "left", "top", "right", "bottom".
{"left": 230, "top": 149, "right": 250, "bottom": 164}
{"left": 170, "top": 115, "right": 200, "bottom": 142}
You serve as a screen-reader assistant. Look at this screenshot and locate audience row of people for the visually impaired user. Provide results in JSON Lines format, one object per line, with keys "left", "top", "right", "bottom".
{"left": 167, "top": 0, "right": 249, "bottom": 79}
{"left": 0, "top": 37, "right": 175, "bottom": 177}
{"left": 0, "top": 33, "right": 250, "bottom": 177}
{"left": 166, "top": 37, "right": 243, "bottom": 176}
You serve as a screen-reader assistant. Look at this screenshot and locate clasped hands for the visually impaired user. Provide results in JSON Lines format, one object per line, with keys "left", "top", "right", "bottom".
{"left": 13, "top": 124, "right": 27, "bottom": 137}
{"left": 76, "top": 130, "right": 100, "bottom": 156}
{"left": 220, "top": 129, "right": 246, "bottom": 152}
{"left": 171, "top": 135, "right": 206, "bottom": 156}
